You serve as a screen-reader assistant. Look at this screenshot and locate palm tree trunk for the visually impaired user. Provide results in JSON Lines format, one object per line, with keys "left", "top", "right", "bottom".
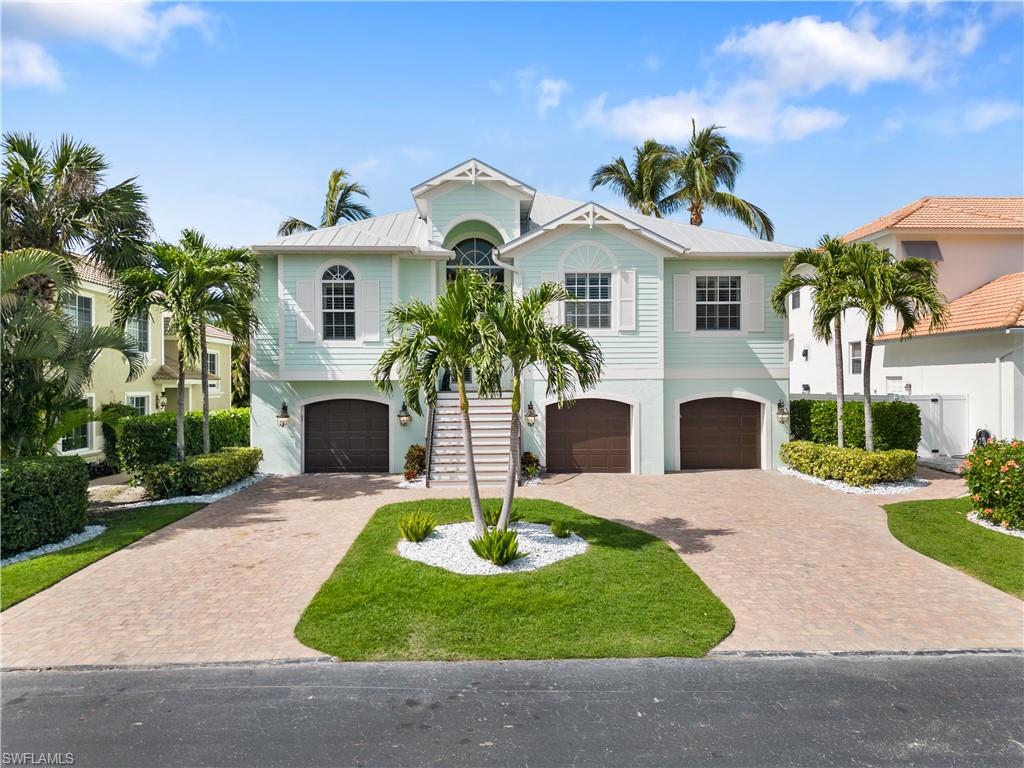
{"left": 833, "top": 317, "right": 846, "bottom": 448}
{"left": 689, "top": 201, "right": 703, "bottom": 227}
{"left": 176, "top": 346, "right": 186, "bottom": 462}
{"left": 498, "top": 372, "right": 521, "bottom": 531}
{"left": 458, "top": 373, "right": 486, "bottom": 537}
{"left": 200, "top": 325, "right": 210, "bottom": 454}
{"left": 863, "top": 332, "right": 875, "bottom": 452}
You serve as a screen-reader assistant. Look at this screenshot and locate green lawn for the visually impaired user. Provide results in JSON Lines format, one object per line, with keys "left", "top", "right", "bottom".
{"left": 1, "top": 503, "right": 205, "bottom": 610}
{"left": 885, "top": 497, "right": 1024, "bottom": 599}
{"left": 295, "top": 498, "right": 734, "bottom": 660}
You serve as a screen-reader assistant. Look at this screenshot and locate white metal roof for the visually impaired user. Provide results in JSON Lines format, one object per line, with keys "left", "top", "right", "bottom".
{"left": 252, "top": 209, "right": 448, "bottom": 255}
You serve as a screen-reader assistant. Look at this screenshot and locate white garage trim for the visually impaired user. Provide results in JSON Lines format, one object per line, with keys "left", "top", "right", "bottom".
{"left": 538, "top": 393, "right": 641, "bottom": 475}
{"left": 673, "top": 391, "right": 770, "bottom": 471}
{"left": 296, "top": 393, "right": 395, "bottom": 473}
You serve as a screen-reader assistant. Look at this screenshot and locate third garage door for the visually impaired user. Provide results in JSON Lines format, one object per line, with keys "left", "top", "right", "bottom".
{"left": 546, "top": 399, "right": 630, "bottom": 473}
{"left": 679, "top": 397, "right": 761, "bottom": 469}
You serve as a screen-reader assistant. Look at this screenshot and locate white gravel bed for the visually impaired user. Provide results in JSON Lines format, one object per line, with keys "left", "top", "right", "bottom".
{"left": 967, "top": 511, "right": 1024, "bottom": 538}
{"left": 398, "top": 477, "right": 426, "bottom": 489}
{"left": 398, "top": 522, "right": 588, "bottom": 575}
{"left": 103, "top": 473, "right": 269, "bottom": 510}
{"left": 777, "top": 466, "right": 930, "bottom": 495}
{"left": 1, "top": 525, "right": 107, "bottom": 567}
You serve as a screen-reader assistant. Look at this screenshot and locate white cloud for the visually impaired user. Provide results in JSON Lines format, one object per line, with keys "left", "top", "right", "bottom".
{"left": 350, "top": 157, "right": 380, "bottom": 177}
{"left": 961, "top": 100, "right": 1020, "bottom": 132}
{"left": 536, "top": 78, "right": 570, "bottom": 116}
{"left": 957, "top": 21, "right": 984, "bottom": 55}
{"left": 645, "top": 54, "right": 660, "bottom": 72}
{"left": 2, "top": 38, "right": 62, "bottom": 90}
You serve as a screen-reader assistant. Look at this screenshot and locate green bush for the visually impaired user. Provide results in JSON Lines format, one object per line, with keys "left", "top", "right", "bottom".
{"left": 138, "top": 447, "right": 262, "bottom": 499}
{"left": 99, "top": 402, "right": 137, "bottom": 469}
{"left": 780, "top": 440, "right": 917, "bottom": 487}
{"left": 963, "top": 440, "right": 1024, "bottom": 530}
{"left": 791, "top": 399, "right": 920, "bottom": 451}
{"left": 521, "top": 451, "right": 540, "bottom": 479}
{"left": 403, "top": 444, "right": 426, "bottom": 478}
{"left": 469, "top": 527, "right": 523, "bottom": 566}
{"left": 1, "top": 456, "right": 90, "bottom": 557}
{"left": 549, "top": 520, "right": 572, "bottom": 538}
{"left": 398, "top": 510, "right": 436, "bottom": 542}
{"left": 86, "top": 458, "right": 119, "bottom": 480}
{"left": 118, "top": 408, "right": 250, "bottom": 480}
{"left": 482, "top": 503, "right": 522, "bottom": 528}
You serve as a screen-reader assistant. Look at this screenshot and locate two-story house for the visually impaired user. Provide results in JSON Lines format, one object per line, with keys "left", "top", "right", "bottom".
{"left": 788, "top": 197, "right": 1024, "bottom": 456}
{"left": 57, "top": 259, "right": 235, "bottom": 460}
{"left": 249, "top": 159, "right": 794, "bottom": 480}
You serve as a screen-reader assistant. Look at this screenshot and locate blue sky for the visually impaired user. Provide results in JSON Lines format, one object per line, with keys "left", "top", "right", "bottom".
{"left": 3, "top": 1, "right": 1022, "bottom": 248}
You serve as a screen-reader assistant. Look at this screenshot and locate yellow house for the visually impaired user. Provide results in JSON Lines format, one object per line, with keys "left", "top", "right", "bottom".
{"left": 58, "top": 260, "right": 235, "bottom": 460}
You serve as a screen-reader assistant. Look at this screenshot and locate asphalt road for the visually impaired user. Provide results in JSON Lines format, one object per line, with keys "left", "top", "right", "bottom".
{"left": 2, "top": 653, "right": 1022, "bottom": 768}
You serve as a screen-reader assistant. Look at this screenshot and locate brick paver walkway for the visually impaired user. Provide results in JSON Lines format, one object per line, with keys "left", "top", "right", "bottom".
{"left": 2, "top": 470, "right": 1020, "bottom": 667}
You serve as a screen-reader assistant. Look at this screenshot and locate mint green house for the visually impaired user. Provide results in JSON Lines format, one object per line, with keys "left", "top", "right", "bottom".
{"left": 250, "top": 159, "right": 793, "bottom": 480}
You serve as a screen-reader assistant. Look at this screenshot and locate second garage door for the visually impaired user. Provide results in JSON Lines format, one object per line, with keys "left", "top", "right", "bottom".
{"left": 679, "top": 397, "right": 761, "bottom": 469}
{"left": 546, "top": 399, "right": 631, "bottom": 473}
{"left": 304, "top": 399, "right": 389, "bottom": 473}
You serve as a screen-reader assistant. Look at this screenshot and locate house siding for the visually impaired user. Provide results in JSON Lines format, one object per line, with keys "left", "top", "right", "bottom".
{"left": 429, "top": 183, "right": 519, "bottom": 243}
{"left": 251, "top": 255, "right": 280, "bottom": 375}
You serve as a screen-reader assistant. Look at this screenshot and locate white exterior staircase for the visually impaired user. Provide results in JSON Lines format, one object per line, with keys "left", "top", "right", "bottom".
{"left": 427, "top": 392, "right": 514, "bottom": 487}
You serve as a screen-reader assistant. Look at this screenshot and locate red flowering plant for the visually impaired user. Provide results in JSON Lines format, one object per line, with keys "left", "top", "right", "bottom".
{"left": 963, "top": 440, "right": 1024, "bottom": 529}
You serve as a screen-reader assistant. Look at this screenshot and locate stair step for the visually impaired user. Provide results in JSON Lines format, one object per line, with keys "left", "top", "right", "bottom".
{"left": 433, "top": 445, "right": 510, "bottom": 455}
{"left": 429, "top": 474, "right": 510, "bottom": 484}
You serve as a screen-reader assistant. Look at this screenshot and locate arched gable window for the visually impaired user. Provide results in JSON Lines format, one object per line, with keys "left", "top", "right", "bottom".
{"left": 321, "top": 265, "right": 356, "bottom": 340}
{"left": 447, "top": 238, "right": 503, "bottom": 284}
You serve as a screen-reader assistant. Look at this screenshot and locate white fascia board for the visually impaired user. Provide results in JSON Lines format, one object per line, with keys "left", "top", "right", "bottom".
{"left": 410, "top": 158, "right": 536, "bottom": 198}
{"left": 250, "top": 245, "right": 453, "bottom": 258}
{"left": 675, "top": 250, "right": 793, "bottom": 259}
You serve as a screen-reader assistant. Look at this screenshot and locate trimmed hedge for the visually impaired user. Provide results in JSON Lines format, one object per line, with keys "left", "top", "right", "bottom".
{"left": 781, "top": 440, "right": 917, "bottom": 487}
{"left": 1, "top": 456, "right": 90, "bottom": 557}
{"left": 99, "top": 402, "right": 137, "bottom": 469}
{"left": 790, "top": 399, "right": 921, "bottom": 451}
{"left": 963, "top": 440, "right": 1023, "bottom": 530}
{"left": 138, "top": 447, "right": 263, "bottom": 499}
{"left": 118, "top": 408, "right": 250, "bottom": 480}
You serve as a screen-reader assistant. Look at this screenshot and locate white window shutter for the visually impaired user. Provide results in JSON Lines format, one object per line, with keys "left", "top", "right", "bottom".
{"left": 617, "top": 270, "right": 636, "bottom": 331}
{"left": 296, "top": 280, "right": 316, "bottom": 342}
{"left": 360, "top": 280, "right": 381, "bottom": 341}
{"left": 541, "top": 271, "right": 559, "bottom": 324}
{"left": 672, "top": 273, "right": 691, "bottom": 332}
{"left": 744, "top": 273, "right": 765, "bottom": 332}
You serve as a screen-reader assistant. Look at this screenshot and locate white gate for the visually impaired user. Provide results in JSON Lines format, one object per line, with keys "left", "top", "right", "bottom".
{"left": 907, "top": 394, "right": 970, "bottom": 457}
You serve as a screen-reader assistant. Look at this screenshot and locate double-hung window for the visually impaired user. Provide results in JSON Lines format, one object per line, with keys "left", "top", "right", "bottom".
{"left": 850, "top": 342, "right": 863, "bottom": 375}
{"left": 65, "top": 295, "right": 93, "bottom": 332}
{"left": 61, "top": 396, "right": 93, "bottom": 452}
{"left": 564, "top": 272, "right": 611, "bottom": 330}
{"left": 206, "top": 352, "right": 218, "bottom": 376}
{"left": 321, "top": 265, "right": 356, "bottom": 340}
{"left": 126, "top": 311, "right": 149, "bottom": 354}
{"left": 126, "top": 395, "right": 148, "bottom": 417}
{"left": 791, "top": 289, "right": 801, "bottom": 310}
{"left": 695, "top": 275, "right": 741, "bottom": 331}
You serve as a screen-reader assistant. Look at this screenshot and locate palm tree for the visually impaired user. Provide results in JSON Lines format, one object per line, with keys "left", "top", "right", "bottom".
{"left": 670, "top": 120, "right": 774, "bottom": 240}
{"left": 770, "top": 235, "right": 856, "bottom": 447}
{"left": 372, "top": 270, "right": 500, "bottom": 536}
{"left": 479, "top": 281, "right": 604, "bottom": 530}
{"left": 2, "top": 132, "right": 151, "bottom": 272}
{"left": 278, "top": 168, "right": 372, "bottom": 236}
{"left": 835, "top": 243, "right": 946, "bottom": 451}
{"left": 590, "top": 140, "right": 679, "bottom": 218}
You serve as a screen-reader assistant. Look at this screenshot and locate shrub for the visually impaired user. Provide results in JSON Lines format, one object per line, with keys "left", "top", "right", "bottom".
{"left": 791, "top": 399, "right": 920, "bottom": 451}
{"left": 398, "top": 510, "right": 436, "bottom": 542}
{"left": 549, "top": 520, "right": 572, "bottom": 538}
{"left": 403, "top": 444, "right": 426, "bottom": 478}
{"left": 137, "top": 447, "right": 262, "bottom": 499}
{"left": 469, "top": 527, "right": 523, "bottom": 566}
{"left": 963, "top": 440, "right": 1024, "bottom": 530}
{"left": 86, "top": 458, "right": 119, "bottom": 480}
{"left": 521, "top": 451, "right": 540, "bottom": 479}
{"left": 99, "top": 402, "right": 137, "bottom": 469}
{"left": 482, "top": 503, "right": 522, "bottom": 528}
{"left": 1, "top": 456, "right": 90, "bottom": 557}
{"left": 118, "top": 408, "right": 250, "bottom": 480}
{"left": 780, "top": 440, "right": 917, "bottom": 487}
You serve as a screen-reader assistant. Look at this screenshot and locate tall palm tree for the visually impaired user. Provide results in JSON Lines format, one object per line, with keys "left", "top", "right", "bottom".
{"left": 590, "top": 140, "right": 679, "bottom": 218}
{"left": 2, "top": 132, "right": 151, "bottom": 272}
{"left": 670, "top": 120, "right": 774, "bottom": 240}
{"left": 770, "top": 235, "right": 856, "bottom": 447}
{"left": 372, "top": 270, "right": 500, "bottom": 536}
{"left": 278, "top": 168, "right": 372, "bottom": 236}
{"left": 479, "top": 280, "right": 604, "bottom": 530}
{"left": 833, "top": 243, "right": 947, "bottom": 451}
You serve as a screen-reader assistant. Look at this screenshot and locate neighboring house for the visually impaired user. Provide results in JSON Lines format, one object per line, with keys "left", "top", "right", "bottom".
{"left": 57, "top": 260, "right": 235, "bottom": 460}
{"left": 788, "top": 196, "right": 1024, "bottom": 456}
{"left": 249, "top": 158, "right": 794, "bottom": 480}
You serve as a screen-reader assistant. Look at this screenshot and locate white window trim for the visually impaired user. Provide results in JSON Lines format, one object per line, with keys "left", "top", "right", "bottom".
{"left": 558, "top": 241, "right": 620, "bottom": 336}
{"left": 849, "top": 341, "right": 863, "bottom": 375}
{"left": 563, "top": 271, "right": 617, "bottom": 335}
{"left": 67, "top": 294, "right": 94, "bottom": 332}
{"left": 127, "top": 310, "right": 151, "bottom": 359}
{"left": 688, "top": 269, "right": 748, "bottom": 338}
{"left": 59, "top": 393, "right": 96, "bottom": 455}
{"left": 315, "top": 259, "right": 361, "bottom": 348}
{"left": 124, "top": 392, "right": 152, "bottom": 417}
{"left": 205, "top": 350, "right": 220, "bottom": 377}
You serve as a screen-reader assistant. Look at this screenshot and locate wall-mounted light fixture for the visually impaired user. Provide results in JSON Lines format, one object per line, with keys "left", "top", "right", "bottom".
{"left": 524, "top": 401, "right": 538, "bottom": 427}
{"left": 801, "top": 348, "right": 809, "bottom": 360}
{"left": 776, "top": 399, "right": 790, "bottom": 425}
{"left": 276, "top": 401, "right": 290, "bottom": 427}
{"left": 904, "top": 382, "right": 912, "bottom": 395}
{"left": 157, "top": 393, "right": 168, "bottom": 410}
{"left": 397, "top": 402, "right": 412, "bottom": 426}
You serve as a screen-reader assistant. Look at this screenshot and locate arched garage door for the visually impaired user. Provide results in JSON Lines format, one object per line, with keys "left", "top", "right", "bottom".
{"left": 546, "top": 399, "right": 631, "bottom": 473}
{"left": 679, "top": 398, "right": 760, "bottom": 469}
{"left": 304, "top": 399, "right": 389, "bottom": 473}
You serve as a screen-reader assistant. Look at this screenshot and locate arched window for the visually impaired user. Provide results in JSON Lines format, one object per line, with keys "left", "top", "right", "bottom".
{"left": 321, "top": 265, "right": 356, "bottom": 340}
{"left": 447, "top": 238, "right": 503, "bottom": 284}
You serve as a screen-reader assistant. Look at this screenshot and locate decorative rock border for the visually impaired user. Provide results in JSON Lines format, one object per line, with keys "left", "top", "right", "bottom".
{"left": 1, "top": 525, "right": 107, "bottom": 567}
{"left": 777, "top": 466, "right": 929, "bottom": 495}
{"left": 967, "top": 511, "right": 1024, "bottom": 539}
{"left": 102, "top": 473, "right": 269, "bottom": 511}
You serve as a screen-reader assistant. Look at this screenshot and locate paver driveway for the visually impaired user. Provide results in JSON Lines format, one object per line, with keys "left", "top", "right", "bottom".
{"left": 2, "top": 470, "right": 1021, "bottom": 668}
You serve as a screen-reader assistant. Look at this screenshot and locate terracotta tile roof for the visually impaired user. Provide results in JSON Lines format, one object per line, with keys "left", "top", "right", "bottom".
{"left": 844, "top": 197, "right": 1024, "bottom": 242}
{"left": 72, "top": 259, "right": 115, "bottom": 288}
{"left": 204, "top": 325, "right": 234, "bottom": 342}
{"left": 878, "top": 272, "right": 1024, "bottom": 341}
{"left": 152, "top": 364, "right": 220, "bottom": 381}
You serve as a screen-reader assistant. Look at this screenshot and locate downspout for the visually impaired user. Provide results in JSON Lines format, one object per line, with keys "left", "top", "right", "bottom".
{"left": 995, "top": 336, "right": 1020, "bottom": 439}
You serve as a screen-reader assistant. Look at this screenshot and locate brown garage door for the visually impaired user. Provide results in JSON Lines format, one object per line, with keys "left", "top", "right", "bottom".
{"left": 304, "top": 399, "right": 389, "bottom": 473}
{"left": 546, "top": 399, "right": 630, "bottom": 473}
{"left": 679, "top": 398, "right": 760, "bottom": 469}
